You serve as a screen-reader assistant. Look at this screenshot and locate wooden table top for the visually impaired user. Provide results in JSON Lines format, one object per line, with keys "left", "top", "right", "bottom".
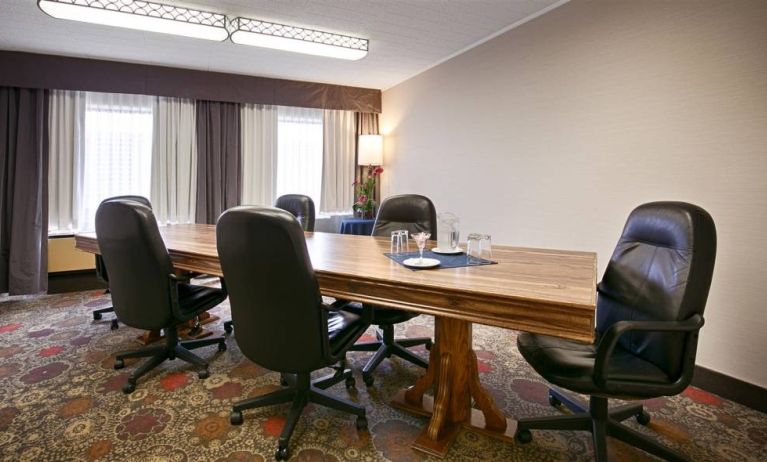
{"left": 75, "top": 224, "right": 597, "bottom": 342}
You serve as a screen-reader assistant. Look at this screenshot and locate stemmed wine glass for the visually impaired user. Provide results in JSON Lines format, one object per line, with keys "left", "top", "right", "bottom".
{"left": 412, "top": 232, "right": 431, "bottom": 264}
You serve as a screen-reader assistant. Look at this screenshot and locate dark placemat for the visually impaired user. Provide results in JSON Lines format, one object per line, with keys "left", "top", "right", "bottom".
{"left": 384, "top": 250, "right": 497, "bottom": 271}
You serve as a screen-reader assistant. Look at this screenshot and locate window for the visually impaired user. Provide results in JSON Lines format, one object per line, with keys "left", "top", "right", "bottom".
{"left": 79, "top": 93, "right": 155, "bottom": 231}
{"left": 276, "top": 106, "right": 324, "bottom": 212}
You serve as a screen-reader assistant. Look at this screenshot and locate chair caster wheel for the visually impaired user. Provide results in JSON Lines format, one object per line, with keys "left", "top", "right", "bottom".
{"left": 223, "top": 321, "right": 233, "bottom": 335}
{"left": 355, "top": 415, "right": 368, "bottom": 431}
{"left": 275, "top": 446, "right": 289, "bottom": 460}
{"left": 425, "top": 339, "right": 433, "bottom": 350}
{"left": 122, "top": 381, "right": 136, "bottom": 394}
{"left": 114, "top": 359, "right": 125, "bottom": 370}
{"left": 230, "top": 410, "right": 243, "bottom": 425}
{"left": 636, "top": 411, "right": 651, "bottom": 426}
{"left": 218, "top": 342, "right": 227, "bottom": 352}
{"left": 362, "top": 374, "right": 374, "bottom": 387}
{"left": 93, "top": 312, "right": 102, "bottom": 321}
{"left": 515, "top": 429, "right": 532, "bottom": 444}
{"left": 345, "top": 376, "right": 356, "bottom": 390}
{"left": 280, "top": 377, "right": 290, "bottom": 386}
{"left": 198, "top": 369, "right": 210, "bottom": 379}
{"left": 110, "top": 320, "right": 119, "bottom": 330}
{"left": 548, "top": 392, "right": 561, "bottom": 407}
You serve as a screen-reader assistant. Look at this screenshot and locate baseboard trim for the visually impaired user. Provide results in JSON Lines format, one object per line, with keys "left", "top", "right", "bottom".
{"left": 693, "top": 365, "right": 766, "bottom": 413}
{"left": 48, "top": 269, "right": 106, "bottom": 294}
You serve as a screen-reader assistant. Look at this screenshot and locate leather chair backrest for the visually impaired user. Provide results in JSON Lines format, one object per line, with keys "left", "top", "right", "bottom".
{"left": 217, "top": 206, "right": 326, "bottom": 373}
{"left": 372, "top": 194, "right": 437, "bottom": 238}
{"left": 597, "top": 202, "right": 716, "bottom": 379}
{"left": 95, "top": 195, "right": 152, "bottom": 283}
{"left": 95, "top": 199, "right": 175, "bottom": 330}
{"left": 275, "top": 194, "right": 316, "bottom": 232}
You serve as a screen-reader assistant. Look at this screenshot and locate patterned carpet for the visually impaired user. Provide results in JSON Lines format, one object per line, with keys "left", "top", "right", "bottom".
{"left": 0, "top": 288, "right": 765, "bottom": 461}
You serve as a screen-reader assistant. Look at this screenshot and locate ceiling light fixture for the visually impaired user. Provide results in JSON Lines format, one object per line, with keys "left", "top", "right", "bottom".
{"left": 230, "top": 17, "right": 368, "bottom": 61}
{"left": 38, "top": 0, "right": 229, "bottom": 41}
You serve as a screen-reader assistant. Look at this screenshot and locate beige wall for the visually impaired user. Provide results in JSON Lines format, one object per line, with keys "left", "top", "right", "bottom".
{"left": 381, "top": 0, "right": 767, "bottom": 387}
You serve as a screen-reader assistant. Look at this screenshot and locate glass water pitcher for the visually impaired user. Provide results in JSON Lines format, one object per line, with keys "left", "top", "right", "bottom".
{"left": 437, "top": 212, "right": 460, "bottom": 251}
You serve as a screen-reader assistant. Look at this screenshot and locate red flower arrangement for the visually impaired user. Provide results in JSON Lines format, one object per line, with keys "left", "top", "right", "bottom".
{"left": 353, "top": 165, "right": 384, "bottom": 219}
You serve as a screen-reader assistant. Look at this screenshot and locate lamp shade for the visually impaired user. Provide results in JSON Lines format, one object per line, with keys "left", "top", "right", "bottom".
{"left": 358, "top": 135, "right": 383, "bottom": 166}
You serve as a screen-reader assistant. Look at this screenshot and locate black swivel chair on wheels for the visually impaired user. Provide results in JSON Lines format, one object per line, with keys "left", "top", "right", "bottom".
{"left": 514, "top": 202, "right": 717, "bottom": 462}
{"left": 341, "top": 194, "right": 437, "bottom": 386}
{"left": 275, "top": 194, "right": 316, "bottom": 232}
{"left": 217, "top": 206, "right": 371, "bottom": 461}
{"left": 223, "top": 194, "right": 315, "bottom": 335}
{"left": 92, "top": 195, "right": 152, "bottom": 330}
{"left": 96, "top": 199, "right": 227, "bottom": 394}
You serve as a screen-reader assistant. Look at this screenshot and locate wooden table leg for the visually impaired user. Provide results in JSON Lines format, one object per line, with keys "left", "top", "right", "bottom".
{"left": 391, "top": 316, "right": 517, "bottom": 458}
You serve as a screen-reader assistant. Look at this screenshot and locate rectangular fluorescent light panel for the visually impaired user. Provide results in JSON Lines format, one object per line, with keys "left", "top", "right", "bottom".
{"left": 230, "top": 17, "right": 368, "bottom": 61}
{"left": 38, "top": 0, "right": 229, "bottom": 41}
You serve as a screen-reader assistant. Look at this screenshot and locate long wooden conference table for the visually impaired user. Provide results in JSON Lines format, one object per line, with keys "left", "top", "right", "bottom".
{"left": 75, "top": 224, "right": 597, "bottom": 457}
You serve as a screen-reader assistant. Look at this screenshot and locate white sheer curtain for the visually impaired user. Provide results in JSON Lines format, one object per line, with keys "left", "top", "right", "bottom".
{"left": 276, "top": 106, "right": 324, "bottom": 211}
{"left": 78, "top": 92, "right": 155, "bottom": 231}
{"left": 321, "top": 110, "right": 355, "bottom": 214}
{"left": 241, "top": 104, "right": 278, "bottom": 206}
{"left": 48, "top": 90, "right": 85, "bottom": 234}
{"left": 151, "top": 97, "right": 196, "bottom": 224}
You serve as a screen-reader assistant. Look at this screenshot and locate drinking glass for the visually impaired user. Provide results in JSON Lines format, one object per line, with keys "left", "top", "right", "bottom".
{"left": 466, "top": 233, "right": 482, "bottom": 265}
{"left": 412, "top": 232, "right": 431, "bottom": 263}
{"left": 390, "top": 230, "right": 404, "bottom": 254}
{"left": 479, "top": 234, "right": 492, "bottom": 261}
{"left": 467, "top": 233, "right": 492, "bottom": 265}
{"left": 396, "top": 229, "right": 409, "bottom": 252}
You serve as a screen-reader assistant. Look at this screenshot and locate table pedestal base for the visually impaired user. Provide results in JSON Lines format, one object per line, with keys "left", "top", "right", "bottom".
{"left": 390, "top": 316, "right": 517, "bottom": 458}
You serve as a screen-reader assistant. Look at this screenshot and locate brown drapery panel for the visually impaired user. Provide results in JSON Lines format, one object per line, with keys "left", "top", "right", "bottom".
{"left": 195, "top": 101, "right": 241, "bottom": 224}
{"left": 0, "top": 87, "right": 49, "bottom": 295}
{"left": 354, "top": 113, "right": 381, "bottom": 208}
{"left": 356, "top": 112, "right": 379, "bottom": 137}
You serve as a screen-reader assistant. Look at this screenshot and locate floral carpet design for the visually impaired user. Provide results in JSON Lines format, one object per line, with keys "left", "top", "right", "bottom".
{"left": 0, "top": 288, "right": 765, "bottom": 461}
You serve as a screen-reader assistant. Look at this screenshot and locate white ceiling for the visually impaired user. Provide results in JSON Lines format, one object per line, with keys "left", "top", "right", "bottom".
{"left": 0, "top": 0, "right": 564, "bottom": 90}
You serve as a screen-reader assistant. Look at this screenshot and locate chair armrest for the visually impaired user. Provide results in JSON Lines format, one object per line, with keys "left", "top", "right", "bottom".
{"left": 321, "top": 301, "right": 373, "bottom": 364}
{"left": 167, "top": 273, "right": 187, "bottom": 320}
{"left": 326, "top": 299, "right": 353, "bottom": 310}
{"left": 320, "top": 303, "right": 337, "bottom": 312}
{"left": 357, "top": 303, "right": 373, "bottom": 325}
{"left": 321, "top": 301, "right": 373, "bottom": 324}
{"left": 593, "top": 314, "right": 704, "bottom": 386}
{"left": 168, "top": 273, "right": 191, "bottom": 283}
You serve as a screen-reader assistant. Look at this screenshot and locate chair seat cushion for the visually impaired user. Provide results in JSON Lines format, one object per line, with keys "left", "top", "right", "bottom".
{"left": 341, "top": 302, "right": 419, "bottom": 325}
{"left": 326, "top": 308, "right": 367, "bottom": 356}
{"left": 517, "top": 332, "right": 670, "bottom": 396}
{"left": 177, "top": 284, "right": 228, "bottom": 320}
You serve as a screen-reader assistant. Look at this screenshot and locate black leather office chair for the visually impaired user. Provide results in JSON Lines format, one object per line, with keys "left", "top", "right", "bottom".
{"left": 514, "top": 202, "right": 716, "bottom": 462}
{"left": 341, "top": 194, "right": 437, "bottom": 386}
{"left": 96, "top": 199, "right": 227, "bottom": 394}
{"left": 217, "top": 206, "right": 371, "bottom": 461}
{"left": 222, "top": 194, "right": 316, "bottom": 335}
{"left": 275, "top": 194, "right": 316, "bottom": 232}
{"left": 92, "top": 195, "right": 152, "bottom": 330}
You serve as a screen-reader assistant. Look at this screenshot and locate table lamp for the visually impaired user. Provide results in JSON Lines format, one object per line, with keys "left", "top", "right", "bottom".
{"left": 358, "top": 134, "right": 383, "bottom": 166}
